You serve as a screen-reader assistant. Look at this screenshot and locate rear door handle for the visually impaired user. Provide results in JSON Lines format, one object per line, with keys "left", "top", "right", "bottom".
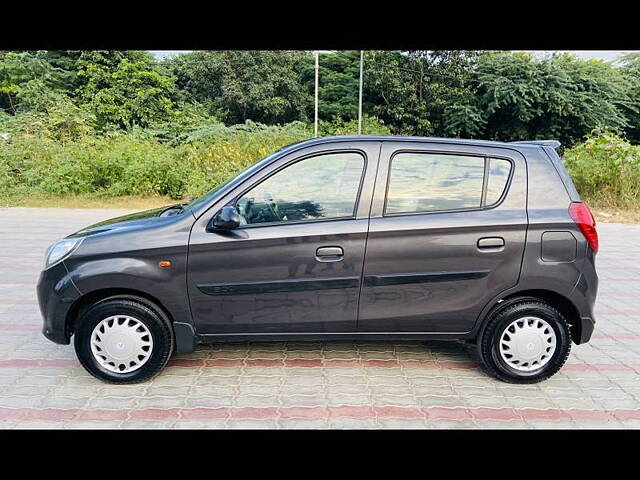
{"left": 477, "top": 237, "right": 505, "bottom": 250}
{"left": 316, "top": 246, "right": 344, "bottom": 262}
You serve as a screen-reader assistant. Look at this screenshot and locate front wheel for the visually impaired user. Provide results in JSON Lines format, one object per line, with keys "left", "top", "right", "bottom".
{"left": 74, "top": 298, "right": 174, "bottom": 383}
{"left": 478, "top": 299, "right": 571, "bottom": 383}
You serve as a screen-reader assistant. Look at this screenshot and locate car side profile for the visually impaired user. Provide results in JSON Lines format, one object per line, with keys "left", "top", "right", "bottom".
{"left": 37, "top": 136, "right": 599, "bottom": 384}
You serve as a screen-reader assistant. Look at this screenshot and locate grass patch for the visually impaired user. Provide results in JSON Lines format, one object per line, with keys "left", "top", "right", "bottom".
{"left": 0, "top": 194, "right": 174, "bottom": 210}
{"left": 587, "top": 200, "right": 640, "bottom": 224}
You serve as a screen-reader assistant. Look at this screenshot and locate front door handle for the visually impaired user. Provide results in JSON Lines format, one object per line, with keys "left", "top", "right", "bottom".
{"left": 477, "top": 237, "right": 505, "bottom": 250}
{"left": 316, "top": 246, "right": 344, "bottom": 262}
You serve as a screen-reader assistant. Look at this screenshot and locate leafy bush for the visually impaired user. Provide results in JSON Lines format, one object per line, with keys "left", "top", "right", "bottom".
{"left": 0, "top": 121, "right": 312, "bottom": 201}
{"left": 0, "top": 98, "right": 96, "bottom": 142}
{"left": 563, "top": 131, "right": 640, "bottom": 208}
{"left": 318, "top": 115, "right": 391, "bottom": 136}
{"left": 1, "top": 119, "right": 639, "bottom": 213}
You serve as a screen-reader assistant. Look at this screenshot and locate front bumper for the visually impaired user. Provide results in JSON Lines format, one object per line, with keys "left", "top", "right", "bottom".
{"left": 37, "top": 261, "right": 82, "bottom": 345}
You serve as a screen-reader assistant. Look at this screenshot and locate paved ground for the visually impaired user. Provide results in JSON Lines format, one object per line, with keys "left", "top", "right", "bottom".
{"left": 0, "top": 207, "right": 639, "bottom": 429}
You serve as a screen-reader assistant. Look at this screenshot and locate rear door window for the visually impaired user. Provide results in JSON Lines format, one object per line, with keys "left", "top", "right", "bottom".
{"left": 385, "top": 152, "right": 512, "bottom": 215}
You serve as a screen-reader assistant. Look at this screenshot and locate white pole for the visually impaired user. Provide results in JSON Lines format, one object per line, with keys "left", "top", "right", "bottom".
{"left": 314, "top": 51, "right": 319, "bottom": 138}
{"left": 358, "top": 50, "right": 364, "bottom": 135}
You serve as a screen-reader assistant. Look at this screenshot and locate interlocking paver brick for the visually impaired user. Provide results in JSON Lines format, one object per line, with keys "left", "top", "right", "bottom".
{"left": 428, "top": 419, "right": 478, "bottom": 429}
{"left": 467, "top": 396, "right": 521, "bottom": 408}
{"left": 137, "top": 397, "right": 187, "bottom": 409}
{"left": 369, "top": 394, "right": 418, "bottom": 406}
{"left": 326, "top": 394, "right": 371, "bottom": 406}
{"left": 477, "top": 420, "right": 532, "bottom": 429}
{"left": 279, "top": 418, "right": 330, "bottom": 429}
{"left": 39, "top": 396, "right": 90, "bottom": 409}
{"left": 329, "top": 418, "right": 379, "bottom": 429}
{"left": 227, "top": 419, "right": 279, "bottom": 429}
{"left": 0, "top": 397, "right": 42, "bottom": 408}
{"left": 415, "top": 396, "right": 467, "bottom": 408}
{"left": 184, "top": 396, "right": 236, "bottom": 409}
{"left": 281, "top": 395, "right": 327, "bottom": 407}
{"left": 234, "top": 395, "right": 281, "bottom": 407}
{"left": 120, "top": 421, "right": 176, "bottom": 429}
{"left": 376, "top": 418, "right": 428, "bottom": 429}
{"left": 2, "top": 208, "right": 640, "bottom": 429}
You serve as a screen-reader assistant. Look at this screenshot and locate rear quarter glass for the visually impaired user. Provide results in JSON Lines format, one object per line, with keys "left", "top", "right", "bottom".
{"left": 542, "top": 146, "right": 581, "bottom": 201}
{"left": 486, "top": 158, "right": 512, "bottom": 205}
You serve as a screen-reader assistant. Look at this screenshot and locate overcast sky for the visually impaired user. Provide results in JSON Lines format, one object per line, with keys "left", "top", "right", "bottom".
{"left": 149, "top": 50, "right": 637, "bottom": 63}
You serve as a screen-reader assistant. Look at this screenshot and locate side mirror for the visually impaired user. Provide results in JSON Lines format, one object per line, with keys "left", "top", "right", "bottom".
{"left": 209, "top": 205, "right": 241, "bottom": 232}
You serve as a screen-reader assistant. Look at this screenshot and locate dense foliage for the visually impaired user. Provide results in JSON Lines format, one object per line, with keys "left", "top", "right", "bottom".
{"left": 457, "top": 53, "right": 634, "bottom": 146}
{"left": 168, "top": 51, "right": 309, "bottom": 125}
{"left": 619, "top": 53, "right": 640, "bottom": 144}
{"left": 0, "top": 121, "right": 312, "bottom": 200}
{"left": 2, "top": 50, "right": 639, "bottom": 145}
{"left": 563, "top": 131, "right": 640, "bottom": 208}
{"left": 0, "top": 50, "right": 638, "bottom": 208}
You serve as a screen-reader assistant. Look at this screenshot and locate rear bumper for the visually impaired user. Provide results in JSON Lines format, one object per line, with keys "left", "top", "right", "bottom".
{"left": 568, "top": 255, "right": 598, "bottom": 345}
{"left": 37, "top": 261, "right": 81, "bottom": 345}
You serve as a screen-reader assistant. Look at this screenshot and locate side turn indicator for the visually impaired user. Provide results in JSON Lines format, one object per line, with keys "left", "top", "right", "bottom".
{"left": 158, "top": 260, "right": 172, "bottom": 268}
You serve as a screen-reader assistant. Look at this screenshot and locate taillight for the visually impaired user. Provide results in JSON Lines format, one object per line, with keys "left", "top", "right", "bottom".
{"left": 569, "top": 202, "right": 599, "bottom": 254}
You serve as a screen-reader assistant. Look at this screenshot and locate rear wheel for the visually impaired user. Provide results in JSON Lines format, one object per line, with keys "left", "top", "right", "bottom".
{"left": 74, "top": 298, "right": 174, "bottom": 383}
{"left": 479, "top": 299, "right": 571, "bottom": 383}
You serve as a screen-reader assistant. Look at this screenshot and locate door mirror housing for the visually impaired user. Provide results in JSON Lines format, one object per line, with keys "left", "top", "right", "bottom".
{"left": 209, "top": 205, "right": 241, "bottom": 232}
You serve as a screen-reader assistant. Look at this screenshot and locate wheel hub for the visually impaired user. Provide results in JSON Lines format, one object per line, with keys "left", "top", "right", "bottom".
{"left": 498, "top": 316, "right": 556, "bottom": 372}
{"left": 90, "top": 315, "right": 153, "bottom": 374}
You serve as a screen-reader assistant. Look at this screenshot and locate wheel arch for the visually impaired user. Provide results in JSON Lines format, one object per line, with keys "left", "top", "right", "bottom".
{"left": 476, "top": 289, "right": 582, "bottom": 344}
{"left": 65, "top": 287, "right": 197, "bottom": 353}
{"left": 66, "top": 288, "right": 173, "bottom": 336}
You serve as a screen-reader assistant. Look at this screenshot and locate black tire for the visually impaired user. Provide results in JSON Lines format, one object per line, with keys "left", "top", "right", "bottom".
{"left": 74, "top": 297, "right": 174, "bottom": 384}
{"left": 478, "top": 298, "right": 571, "bottom": 384}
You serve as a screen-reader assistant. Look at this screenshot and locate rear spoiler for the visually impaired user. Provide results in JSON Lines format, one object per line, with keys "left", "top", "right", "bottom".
{"left": 510, "top": 140, "right": 561, "bottom": 149}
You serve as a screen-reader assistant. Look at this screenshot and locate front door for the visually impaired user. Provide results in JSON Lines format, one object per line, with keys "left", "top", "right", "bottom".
{"left": 358, "top": 141, "right": 528, "bottom": 333}
{"left": 187, "top": 142, "right": 380, "bottom": 335}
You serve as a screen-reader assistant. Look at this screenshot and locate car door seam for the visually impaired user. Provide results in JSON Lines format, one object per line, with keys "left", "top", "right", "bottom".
{"left": 355, "top": 141, "right": 383, "bottom": 331}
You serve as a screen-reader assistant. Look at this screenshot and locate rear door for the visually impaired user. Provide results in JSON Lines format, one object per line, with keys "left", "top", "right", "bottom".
{"left": 358, "top": 141, "right": 528, "bottom": 333}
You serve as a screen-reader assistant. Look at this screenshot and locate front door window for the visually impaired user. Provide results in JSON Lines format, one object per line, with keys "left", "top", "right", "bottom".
{"left": 236, "top": 152, "right": 365, "bottom": 226}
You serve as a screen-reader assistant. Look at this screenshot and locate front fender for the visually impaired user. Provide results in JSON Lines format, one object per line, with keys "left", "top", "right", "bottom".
{"left": 66, "top": 255, "right": 192, "bottom": 327}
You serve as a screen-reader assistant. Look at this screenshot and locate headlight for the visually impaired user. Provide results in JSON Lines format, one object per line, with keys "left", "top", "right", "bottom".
{"left": 44, "top": 238, "right": 83, "bottom": 269}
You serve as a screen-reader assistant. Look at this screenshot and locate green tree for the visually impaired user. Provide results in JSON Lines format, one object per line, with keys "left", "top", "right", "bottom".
{"left": 0, "top": 51, "right": 72, "bottom": 114}
{"left": 298, "top": 50, "right": 370, "bottom": 123}
{"left": 464, "top": 52, "right": 632, "bottom": 145}
{"left": 619, "top": 52, "right": 640, "bottom": 144}
{"left": 76, "top": 51, "right": 178, "bottom": 129}
{"left": 364, "top": 50, "right": 480, "bottom": 136}
{"left": 40, "top": 50, "right": 85, "bottom": 93}
{"left": 167, "top": 51, "right": 309, "bottom": 125}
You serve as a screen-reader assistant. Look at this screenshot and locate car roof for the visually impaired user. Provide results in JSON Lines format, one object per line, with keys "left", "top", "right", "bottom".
{"left": 277, "top": 135, "right": 560, "bottom": 153}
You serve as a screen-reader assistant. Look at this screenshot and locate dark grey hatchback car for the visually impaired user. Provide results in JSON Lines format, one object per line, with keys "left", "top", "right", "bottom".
{"left": 37, "top": 136, "right": 599, "bottom": 384}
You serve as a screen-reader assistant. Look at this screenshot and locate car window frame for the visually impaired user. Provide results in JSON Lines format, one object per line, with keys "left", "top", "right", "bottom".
{"left": 484, "top": 157, "right": 514, "bottom": 207}
{"left": 382, "top": 149, "right": 515, "bottom": 218}
{"left": 229, "top": 148, "right": 369, "bottom": 229}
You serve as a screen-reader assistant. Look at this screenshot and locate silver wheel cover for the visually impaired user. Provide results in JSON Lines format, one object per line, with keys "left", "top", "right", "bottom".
{"left": 90, "top": 315, "right": 153, "bottom": 374}
{"left": 499, "top": 316, "right": 556, "bottom": 372}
